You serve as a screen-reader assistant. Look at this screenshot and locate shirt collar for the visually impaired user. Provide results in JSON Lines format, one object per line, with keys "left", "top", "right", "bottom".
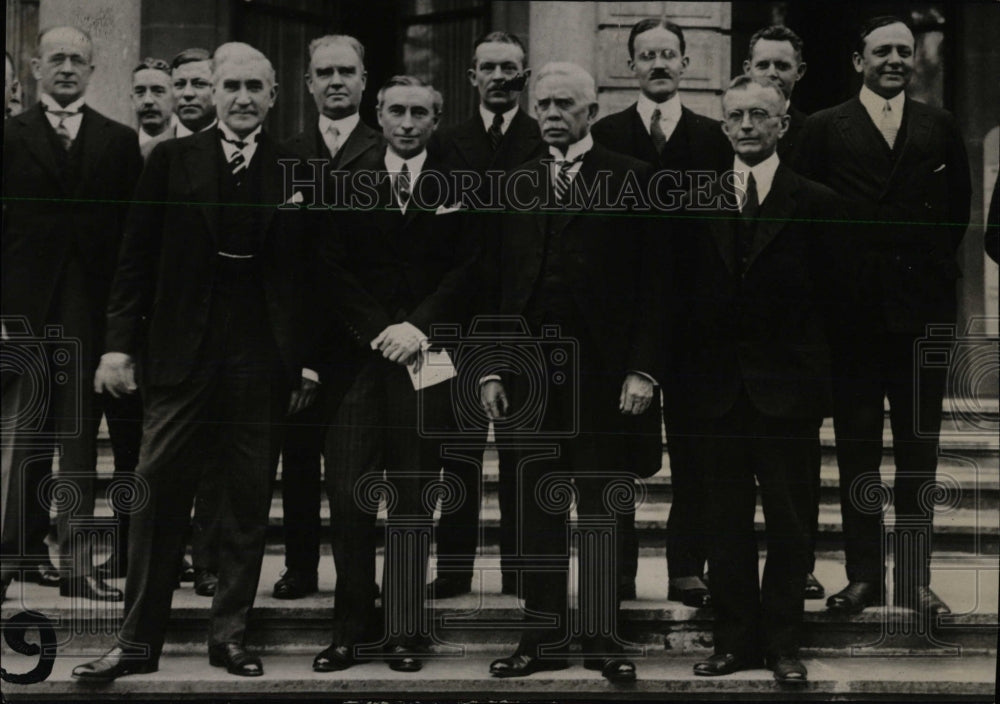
{"left": 40, "top": 93, "right": 85, "bottom": 114}
{"left": 176, "top": 117, "right": 217, "bottom": 138}
{"left": 732, "top": 151, "right": 781, "bottom": 207}
{"left": 549, "top": 132, "right": 594, "bottom": 162}
{"left": 384, "top": 146, "right": 429, "bottom": 180}
{"left": 859, "top": 84, "right": 905, "bottom": 125}
{"left": 318, "top": 111, "right": 361, "bottom": 140}
{"left": 636, "top": 92, "right": 682, "bottom": 129}
{"left": 479, "top": 104, "right": 519, "bottom": 135}
{"left": 219, "top": 121, "right": 262, "bottom": 146}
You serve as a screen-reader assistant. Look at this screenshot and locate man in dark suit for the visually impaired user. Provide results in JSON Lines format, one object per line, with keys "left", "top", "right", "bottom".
{"left": 1, "top": 26, "right": 141, "bottom": 603}
{"left": 272, "top": 34, "right": 382, "bottom": 601}
{"left": 794, "top": 16, "right": 971, "bottom": 618}
{"left": 71, "top": 42, "right": 316, "bottom": 681}
{"left": 426, "top": 30, "right": 545, "bottom": 600}
{"left": 483, "top": 63, "right": 664, "bottom": 684}
{"left": 132, "top": 58, "right": 176, "bottom": 160}
{"left": 310, "top": 76, "right": 477, "bottom": 674}
{"left": 687, "top": 76, "right": 840, "bottom": 685}
{"left": 591, "top": 17, "right": 730, "bottom": 607}
{"left": 171, "top": 48, "right": 217, "bottom": 137}
{"left": 744, "top": 24, "right": 823, "bottom": 600}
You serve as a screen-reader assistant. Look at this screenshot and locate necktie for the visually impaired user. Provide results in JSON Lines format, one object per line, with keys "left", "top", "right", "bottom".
{"left": 488, "top": 112, "right": 504, "bottom": 152}
{"left": 323, "top": 123, "right": 340, "bottom": 157}
{"left": 47, "top": 108, "right": 77, "bottom": 151}
{"left": 553, "top": 154, "right": 584, "bottom": 205}
{"left": 395, "top": 162, "right": 411, "bottom": 209}
{"left": 879, "top": 100, "right": 898, "bottom": 148}
{"left": 738, "top": 172, "right": 759, "bottom": 268}
{"left": 649, "top": 107, "right": 667, "bottom": 155}
{"left": 220, "top": 131, "right": 251, "bottom": 179}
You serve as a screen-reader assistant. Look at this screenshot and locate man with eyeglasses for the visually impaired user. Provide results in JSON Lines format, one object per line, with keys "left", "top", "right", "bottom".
{"left": 591, "top": 17, "right": 730, "bottom": 608}
{"left": 2, "top": 25, "right": 142, "bottom": 603}
{"left": 682, "top": 75, "right": 840, "bottom": 684}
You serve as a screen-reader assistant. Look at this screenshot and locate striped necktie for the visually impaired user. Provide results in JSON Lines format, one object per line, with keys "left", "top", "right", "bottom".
{"left": 553, "top": 154, "right": 584, "bottom": 205}
{"left": 220, "top": 131, "right": 250, "bottom": 178}
{"left": 46, "top": 107, "right": 78, "bottom": 150}
{"left": 488, "top": 112, "right": 504, "bottom": 152}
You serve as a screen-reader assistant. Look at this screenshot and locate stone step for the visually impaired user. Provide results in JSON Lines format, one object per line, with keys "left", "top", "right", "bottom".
{"left": 2, "top": 652, "right": 995, "bottom": 701}
{"left": 3, "top": 554, "right": 996, "bottom": 657}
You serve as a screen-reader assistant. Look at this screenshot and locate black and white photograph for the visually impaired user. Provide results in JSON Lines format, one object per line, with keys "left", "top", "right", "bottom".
{"left": 2, "top": 1, "right": 998, "bottom": 702}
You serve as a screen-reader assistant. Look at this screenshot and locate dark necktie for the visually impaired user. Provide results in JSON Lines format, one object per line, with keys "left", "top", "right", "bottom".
{"left": 46, "top": 107, "right": 78, "bottom": 151}
{"left": 488, "top": 112, "right": 504, "bottom": 152}
{"left": 649, "top": 107, "right": 667, "bottom": 155}
{"left": 395, "top": 162, "right": 411, "bottom": 209}
{"left": 220, "top": 131, "right": 250, "bottom": 180}
{"left": 553, "top": 154, "right": 583, "bottom": 205}
{"left": 738, "top": 172, "right": 760, "bottom": 269}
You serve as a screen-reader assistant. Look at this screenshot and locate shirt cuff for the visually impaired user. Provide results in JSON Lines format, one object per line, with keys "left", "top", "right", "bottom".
{"left": 479, "top": 374, "right": 502, "bottom": 386}
{"left": 302, "top": 368, "right": 320, "bottom": 383}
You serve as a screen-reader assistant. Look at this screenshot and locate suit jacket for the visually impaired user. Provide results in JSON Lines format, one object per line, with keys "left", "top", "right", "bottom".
{"left": 104, "top": 129, "right": 310, "bottom": 388}
{"left": 778, "top": 103, "right": 808, "bottom": 161}
{"left": 793, "top": 96, "right": 972, "bottom": 332}
{"left": 140, "top": 124, "right": 177, "bottom": 161}
{"left": 2, "top": 103, "right": 142, "bottom": 331}
{"left": 673, "top": 163, "right": 839, "bottom": 420}
{"left": 283, "top": 117, "right": 383, "bottom": 174}
{"left": 313, "top": 149, "right": 479, "bottom": 357}
{"left": 430, "top": 108, "right": 546, "bottom": 178}
{"left": 491, "top": 142, "right": 666, "bottom": 383}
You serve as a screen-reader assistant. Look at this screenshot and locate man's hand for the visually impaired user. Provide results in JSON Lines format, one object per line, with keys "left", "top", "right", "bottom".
{"left": 480, "top": 380, "right": 509, "bottom": 421}
{"left": 288, "top": 376, "right": 319, "bottom": 415}
{"left": 371, "top": 322, "right": 426, "bottom": 367}
{"left": 94, "top": 352, "right": 138, "bottom": 398}
{"left": 619, "top": 373, "right": 654, "bottom": 415}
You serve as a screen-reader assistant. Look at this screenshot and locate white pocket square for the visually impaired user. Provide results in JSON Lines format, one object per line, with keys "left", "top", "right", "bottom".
{"left": 285, "top": 191, "right": 305, "bottom": 205}
{"left": 435, "top": 203, "right": 463, "bottom": 215}
{"left": 933, "top": 164, "right": 946, "bottom": 173}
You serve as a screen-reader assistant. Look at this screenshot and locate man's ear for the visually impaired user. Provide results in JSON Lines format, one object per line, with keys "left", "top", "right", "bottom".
{"left": 467, "top": 66, "right": 477, "bottom": 87}
{"left": 796, "top": 61, "right": 807, "bottom": 82}
{"left": 777, "top": 113, "right": 790, "bottom": 139}
{"left": 29, "top": 56, "right": 42, "bottom": 82}
{"left": 742, "top": 58, "right": 752, "bottom": 75}
{"left": 269, "top": 83, "right": 279, "bottom": 109}
{"left": 851, "top": 52, "right": 864, "bottom": 74}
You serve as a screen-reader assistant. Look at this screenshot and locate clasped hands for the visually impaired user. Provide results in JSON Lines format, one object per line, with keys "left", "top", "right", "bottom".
{"left": 480, "top": 372, "right": 654, "bottom": 420}
{"left": 371, "top": 321, "right": 429, "bottom": 372}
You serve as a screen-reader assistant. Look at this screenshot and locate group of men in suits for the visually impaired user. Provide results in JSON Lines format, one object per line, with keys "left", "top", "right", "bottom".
{"left": 1, "top": 10, "right": 972, "bottom": 689}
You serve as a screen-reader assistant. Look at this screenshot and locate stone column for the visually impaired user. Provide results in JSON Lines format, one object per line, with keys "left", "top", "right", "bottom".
{"left": 39, "top": 0, "right": 140, "bottom": 126}
{"left": 528, "top": 2, "right": 598, "bottom": 85}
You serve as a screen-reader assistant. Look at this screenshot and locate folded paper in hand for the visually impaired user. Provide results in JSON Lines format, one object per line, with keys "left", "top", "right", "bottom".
{"left": 409, "top": 349, "right": 457, "bottom": 390}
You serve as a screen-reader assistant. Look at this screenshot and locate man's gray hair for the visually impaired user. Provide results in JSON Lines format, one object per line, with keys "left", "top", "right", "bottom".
{"left": 308, "top": 35, "right": 365, "bottom": 66}
{"left": 376, "top": 75, "right": 443, "bottom": 116}
{"left": 212, "top": 42, "right": 275, "bottom": 85}
{"left": 722, "top": 74, "right": 786, "bottom": 112}
{"left": 533, "top": 62, "right": 597, "bottom": 104}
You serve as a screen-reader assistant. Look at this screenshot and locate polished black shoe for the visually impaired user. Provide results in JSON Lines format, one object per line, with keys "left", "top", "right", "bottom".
{"left": 766, "top": 655, "right": 808, "bottom": 684}
{"left": 584, "top": 656, "right": 637, "bottom": 683}
{"left": 826, "top": 581, "right": 884, "bottom": 614}
{"left": 194, "top": 570, "right": 218, "bottom": 597}
{"left": 71, "top": 647, "right": 157, "bottom": 681}
{"left": 19, "top": 563, "right": 61, "bottom": 588}
{"left": 489, "top": 653, "right": 570, "bottom": 678}
{"left": 178, "top": 557, "right": 196, "bottom": 583}
{"left": 209, "top": 643, "right": 263, "bottom": 677}
{"left": 59, "top": 575, "right": 124, "bottom": 602}
{"left": 618, "top": 579, "right": 637, "bottom": 601}
{"left": 668, "top": 579, "right": 711, "bottom": 608}
{"left": 501, "top": 573, "right": 518, "bottom": 596}
{"left": 273, "top": 569, "right": 318, "bottom": 599}
{"left": 313, "top": 644, "right": 356, "bottom": 672}
{"left": 427, "top": 575, "right": 471, "bottom": 600}
{"left": 385, "top": 644, "right": 423, "bottom": 672}
{"left": 804, "top": 572, "right": 825, "bottom": 599}
{"left": 693, "top": 653, "right": 761, "bottom": 676}
{"left": 896, "top": 586, "right": 951, "bottom": 616}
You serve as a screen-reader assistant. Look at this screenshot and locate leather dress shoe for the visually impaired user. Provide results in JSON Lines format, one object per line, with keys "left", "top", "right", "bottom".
{"left": 72, "top": 646, "right": 157, "bottom": 681}
{"left": 489, "top": 653, "right": 570, "bottom": 678}
{"left": 766, "top": 655, "right": 808, "bottom": 684}
{"left": 313, "top": 644, "right": 356, "bottom": 672}
{"left": 668, "top": 578, "right": 711, "bottom": 608}
{"left": 209, "top": 642, "right": 263, "bottom": 677}
{"left": 618, "top": 579, "right": 637, "bottom": 601}
{"left": 804, "top": 572, "right": 825, "bottom": 599}
{"left": 178, "top": 557, "right": 196, "bottom": 582}
{"left": 584, "top": 656, "right": 637, "bottom": 683}
{"left": 273, "top": 569, "right": 318, "bottom": 599}
{"left": 826, "top": 581, "right": 884, "bottom": 614}
{"left": 194, "top": 570, "right": 218, "bottom": 597}
{"left": 896, "top": 586, "right": 951, "bottom": 616}
{"left": 19, "top": 563, "right": 61, "bottom": 588}
{"left": 427, "top": 575, "right": 471, "bottom": 600}
{"left": 59, "top": 575, "right": 123, "bottom": 602}
{"left": 385, "top": 644, "right": 423, "bottom": 672}
{"left": 693, "top": 653, "right": 761, "bottom": 676}
{"left": 96, "top": 555, "right": 127, "bottom": 580}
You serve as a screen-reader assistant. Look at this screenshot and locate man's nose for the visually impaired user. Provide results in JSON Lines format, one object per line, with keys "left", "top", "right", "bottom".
{"left": 57, "top": 57, "right": 76, "bottom": 73}
{"left": 489, "top": 65, "right": 504, "bottom": 81}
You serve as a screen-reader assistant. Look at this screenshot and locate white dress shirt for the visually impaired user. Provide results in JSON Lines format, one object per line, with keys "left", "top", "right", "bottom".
{"left": 479, "top": 104, "right": 519, "bottom": 135}
{"left": 318, "top": 112, "right": 361, "bottom": 156}
{"left": 859, "top": 84, "right": 904, "bottom": 138}
{"left": 219, "top": 121, "right": 261, "bottom": 167}
{"left": 548, "top": 132, "right": 592, "bottom": 184}
{"left": 384, "top": 147, "right": 428, "bottom": 213}
{"left": 732, "top": 151, "right": 780, "bottom": 210}
{"left": 40, "top": 93, "right": 85, "bottom": 141}
{"left": 636, "top": 92, "right": 683, "bottom": 143}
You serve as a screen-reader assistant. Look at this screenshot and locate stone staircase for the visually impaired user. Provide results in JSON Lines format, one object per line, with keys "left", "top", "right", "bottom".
{"left": 2, "top": 404, "right": 997, "bottom": 701}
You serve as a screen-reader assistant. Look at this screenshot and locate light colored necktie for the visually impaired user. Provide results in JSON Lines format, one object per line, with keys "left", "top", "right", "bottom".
{"left": 323, "top": 123, "right": 340, "bottom": 157}
{"left": 48, "top": 109, "right": 76, "bottom": 150}
{"left": 879, "top": 100, "right": 898, "bottom": 148}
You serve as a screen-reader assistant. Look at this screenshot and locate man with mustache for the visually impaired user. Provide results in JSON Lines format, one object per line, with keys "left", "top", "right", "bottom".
{"left": 72, "top": 42, "right": 316, "bottom": 680}
{"left": 591, "top": 17, "right": 730, "bottom": 607}
{"left": 274, "top": 34, "right": 382, "bottom": 601}
{"left": 2, "top": 25, "right": 141, "bottom": 603}
{"left": 132, "top": 58, "right": 176, "bottom": 160}
{"left": 426, "top": 30, "right": 545, "bottom": 601}
{"left": 794, "top": 15, "right": 971, "bottom": 618}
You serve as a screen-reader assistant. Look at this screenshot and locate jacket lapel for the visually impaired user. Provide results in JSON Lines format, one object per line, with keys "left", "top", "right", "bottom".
{"left": 19, "top": 104, "right": 64, "bottom": 188}
{"left": 500, "top": 110, "right": 544, "bottom": 168}
{"left": 744, "top": 164, "right": 796, "bottom": 272}
{"left": 882, "top": 99, "right": 933, "bottom": 198}
{"left": 836, "top": 97, "right": 885, "bottom": 165}
{"left": 335, "top": 122, "right": 380, "bottom": 170}
{"left": 628, "top": 104, "right": 661, "bottom": 166}
{"left": 182, "top": 130, "right": 221, "bottom": 244}
{"left": 76, "top": 106, "right": 114, "bottom": 192}
{"left": 257, "top": 134, "right": 284, "bottom": 239}
{"left": 453, "top": 116, "right": 495, "bottom": 170}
